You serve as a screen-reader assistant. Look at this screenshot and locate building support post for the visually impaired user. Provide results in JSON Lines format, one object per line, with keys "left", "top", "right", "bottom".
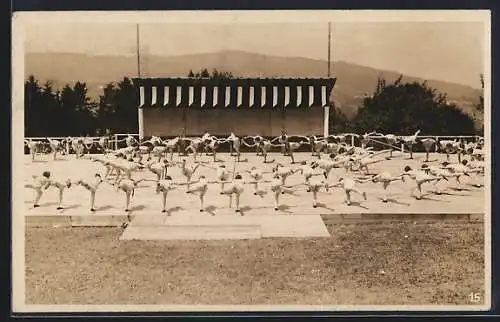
{"left": 138, "top": 107, "right": 144, "bottom": 142}
{"left": 323, "top": 105, "right": 330, "bottom": 138}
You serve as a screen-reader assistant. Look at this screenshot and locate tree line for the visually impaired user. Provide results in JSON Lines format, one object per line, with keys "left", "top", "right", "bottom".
{"left": 329, "top": 76, "right": 482, "bottom": 136}
{"left": 24, "top": 70, "right": 483, "bottom": 137}
{"left": 187, "top": 68, "right": 235, "bottom": 79}
{"left": 24, "top": 75, "right": 138, "bottom": 137}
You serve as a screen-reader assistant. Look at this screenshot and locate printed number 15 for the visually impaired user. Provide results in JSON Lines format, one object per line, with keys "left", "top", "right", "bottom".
{"left": 469, "top": 292, "right": 481, "bottom": 303}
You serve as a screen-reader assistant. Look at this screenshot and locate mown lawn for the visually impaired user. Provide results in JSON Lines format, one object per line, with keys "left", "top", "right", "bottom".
{"left": 25, "top": 222, "right": 485, "bottom": 305}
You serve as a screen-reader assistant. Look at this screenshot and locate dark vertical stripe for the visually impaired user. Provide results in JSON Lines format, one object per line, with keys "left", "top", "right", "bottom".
{"left": 254, "top": 83, "right": 262, "bottom": 108}
{"left": 143, "top": 84, "right": 152, "bottom": 108}
{"left": 230, "top": 83, "right": 238, "bottom": 108}
{"left": 157, "top": 85, "right": 164, "bottom": 108}
{"left": 168, "top": 85, "right": 175, "bottom": 108}
{"left": 277, "top": 84, "right": 285, "bottom": 108}
{"left": 193, "top": 83, "right": 201, "bottom": 108}
{"left": 242, "top": 83, "right": 250, "bottom": 108}
{"left": 314, "top": 82, "right": 322, "bottom": 106}
{"left": 289, "top": 82, "right": 297, "bottom": 109}
{"left": 181, "top": 85, "right": 189, "bottom": 108}
{"left": 266, "top": 84, "right": 273, "bottom": 109}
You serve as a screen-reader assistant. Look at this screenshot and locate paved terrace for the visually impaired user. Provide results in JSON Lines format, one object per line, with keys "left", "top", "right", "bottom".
{"left": 22, "top": 150, "right": 485, "bottom": 217}
{"left": 21, "top": 151, "right": 485, "bottom": 239}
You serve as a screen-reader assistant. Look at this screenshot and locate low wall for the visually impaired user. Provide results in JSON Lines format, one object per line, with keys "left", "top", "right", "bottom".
{"left": 143, "top": 107, "right": 325, "bottom": 137}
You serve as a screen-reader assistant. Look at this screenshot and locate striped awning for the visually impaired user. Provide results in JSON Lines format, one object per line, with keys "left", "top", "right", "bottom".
{"left": 134, "top": 77, "right": 336, "bottom": 109}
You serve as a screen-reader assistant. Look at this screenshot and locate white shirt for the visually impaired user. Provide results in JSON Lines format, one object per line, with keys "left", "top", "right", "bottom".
{"left": 157, "top": 179, "right": 175, "bottom": 192}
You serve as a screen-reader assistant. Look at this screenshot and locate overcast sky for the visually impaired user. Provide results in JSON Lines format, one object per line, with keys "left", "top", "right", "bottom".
{"left": 24, "top": 21, "right": 485, "bottom": 88}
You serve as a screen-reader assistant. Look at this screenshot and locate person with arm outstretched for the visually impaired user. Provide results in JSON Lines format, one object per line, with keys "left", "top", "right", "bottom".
{"left": 401, "top": 165, "right": 442, "bottom": 199}
{"left": 370, "top": 171, "right": 405, "bottom": 202}
{"left": 155, "top": 175, "right": 185, "bottom": 213}
{"left": 185, "top": 175, "right": 219, "bottom": 212}
{"left": 297, "top": 161, "right": 324, "bottom": 191}
{"left": 243, "top": 166, "right": 273, "bottom": 195}
{"left": 76, "top": 173, "right": 105, "bottom": 212}
{"left": 46, "top": 177, "right": 73, "bottom": 210}
{"left": 115, "top": 177, "right": 151, "bottom": 212}
{"left": 25, "top": 171, "right": 52, "bottom": 208}
{"left": 328, "top": 176, "right": 369, "bottom": 206}
{"left": 299, "top": 177, "right": 331, "bottom": 208}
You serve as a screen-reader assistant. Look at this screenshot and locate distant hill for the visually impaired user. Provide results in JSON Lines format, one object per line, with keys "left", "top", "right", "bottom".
{"left": 25, "top": 50, "right": 482, "bottom": 119}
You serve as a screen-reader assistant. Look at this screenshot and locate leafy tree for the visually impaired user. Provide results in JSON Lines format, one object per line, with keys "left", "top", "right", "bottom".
{"left": 328, "top": 102, "right": 351, "bottom": 134}
{"left": 40, "top": 81, "right": 62, "bottom": 135}
{"left": 97, "top": 82, "right": 118, "bottom": 132}
{"left": 73, "top": 81, "right": 90, "bottom": 111}
{"left": 187, "top": 69, "right": 235, "bottom": 79}
{"left": 58, "top": 84, "right": 78, "bottom": 135}
{"left": 475, "top": 75, "right": 484, "bottom": 112}
{"left": 74, "top": 81, "right": 96, "bottom": 134}
{"left": 351, "top": 76, "right": 476, "bottom": 135}
{"left": 24, "top": 75, "right": 43, "bottom": 136}
{"left": 473, "top": 74, "right": 484, "bottom": 134}
{"left": 200, "top": 68, "right": 210, "bottom": 78}
{"left": 113, "top": 77, "right": 138, "bottom": 133}
{"left": 23, "top": 77, "right": 97, "bottom": 136}
{"left": 211, "top": 69, "right": 234, "bottom": 80}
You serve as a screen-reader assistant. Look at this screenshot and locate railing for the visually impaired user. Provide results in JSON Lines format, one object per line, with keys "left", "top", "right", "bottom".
{"left": 112, "top": 133, "right": 140, "bottom": 150}
{"left": 354, "top": 135, "right": 482, "bottom": 153}
{"left": 23, "top": 136, "right": 105, "bottom": 155}
{"left": 24, "top": 134, "right": 484, "bottom": 155}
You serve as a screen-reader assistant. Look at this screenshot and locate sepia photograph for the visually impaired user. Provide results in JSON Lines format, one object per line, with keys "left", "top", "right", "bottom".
{"left": 12, "top": 10, "right": 491, "bottom": 312}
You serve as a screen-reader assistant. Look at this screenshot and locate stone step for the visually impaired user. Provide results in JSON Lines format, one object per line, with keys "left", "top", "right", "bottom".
{"left": 320, "top": 212, "right": 482, "bottom": 224}
{"left": 122, "top": 214, "right": 331, "bottom": 240}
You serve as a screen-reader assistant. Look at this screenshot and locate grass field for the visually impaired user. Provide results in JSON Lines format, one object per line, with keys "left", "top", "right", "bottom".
{"left": 25, "top": 221, "right": 485, "bottom": 306}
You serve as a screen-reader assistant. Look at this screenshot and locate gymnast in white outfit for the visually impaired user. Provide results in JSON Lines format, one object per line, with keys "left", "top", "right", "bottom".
{"left": 370, "top": 171, "right": 405, "bottom": 203}
{"left": 46, "top": 177, "right": 73, "bottom": 210}
{"left": 329, "top": 176, "right": 368, "bottom": 206}
{"left": 25, "top": 171, "right": 52, "bottom": 208}
{"left": 156, "top": 175, "right": 180, "bottom": 213}
{"left": 77, "top": 173, "right": 104, "bottom": 212}
{"left": 401, "top": 165, "right": 441, "bottom": 199}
